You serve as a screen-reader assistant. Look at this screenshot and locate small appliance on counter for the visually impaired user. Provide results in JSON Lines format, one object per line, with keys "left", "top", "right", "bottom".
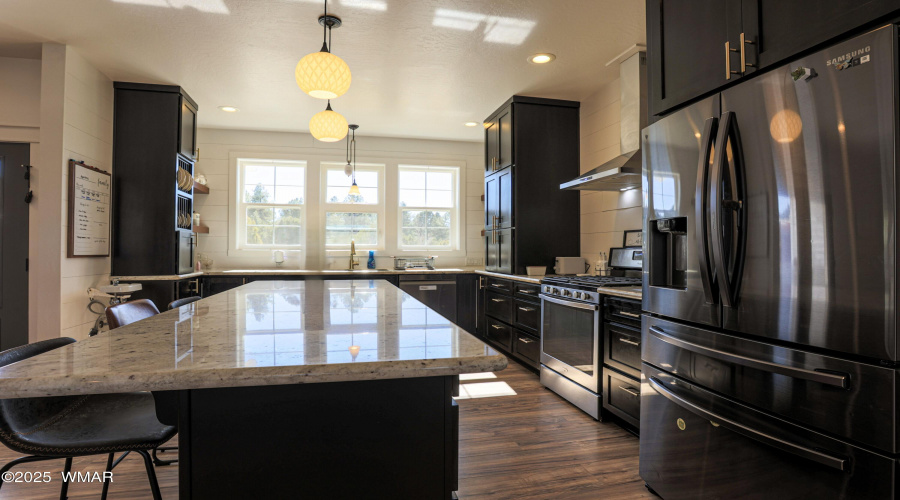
{"left": 393, "top": 256, "right": 436, "bottom": 270}
{"left": 554, "top": 257, "right": 585, "bottom": 275}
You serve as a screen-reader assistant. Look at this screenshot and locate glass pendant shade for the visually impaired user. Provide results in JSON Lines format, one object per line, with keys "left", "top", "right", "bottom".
{"left": 310, "top": 104, "right": 348, "bottom": 142}
{"left": 348, "top": 181, "right": 361, "bottom": 196}
{"left": 295, "top": 51, "right": 352, "bottom": 100}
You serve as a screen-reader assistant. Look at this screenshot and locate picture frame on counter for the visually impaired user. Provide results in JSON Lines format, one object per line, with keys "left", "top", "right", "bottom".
{"left": 623, "top": 230, "right": 642, "bottom": 247}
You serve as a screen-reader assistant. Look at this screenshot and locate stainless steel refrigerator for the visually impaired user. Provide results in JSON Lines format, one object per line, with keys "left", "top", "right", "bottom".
{"left": 640, "top": 24, "right": 900, "bottom": 499}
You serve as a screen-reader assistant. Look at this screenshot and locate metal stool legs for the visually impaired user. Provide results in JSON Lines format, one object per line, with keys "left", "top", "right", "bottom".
{"left": 152, "top": 445, "right": 178, "bottom": 466}
{"left": 136, "top": 450, "right": 163, "bottom": 500}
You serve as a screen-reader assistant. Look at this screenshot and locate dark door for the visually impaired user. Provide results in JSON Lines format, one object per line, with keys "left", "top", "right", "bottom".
{"left": 643, "top": 95, "right": 721, "bottom": 328}
{"left": 718, "top": 25, "right": 896, "bottom": 360}
{"left": 497, "top": 169, "right": 512, "bottom": 229}
{"left": 647, "top": 0, "right": 740, "bottom": 116}
{"left": 0, "top": 143, "right": 29, "bottom": 350}
{"left": 742, "top": 0, "right": 900, "bottom": 73}
{"left": 497, "top": 106, "right": 513, "bottom": 170}
{"left": 484, "top": 173, "right": 499, "bottom": 229}
{"left": 484, "top": 232, "right": 498, "bottom": 272}
{"left": 485, "top": 118, "right": 499, "bottom": 175}
{"left": 497, "top": 228, "right": 513, "bottom": 274}
{"left": 179, "top": 96, "right": 197, "bottom": 160}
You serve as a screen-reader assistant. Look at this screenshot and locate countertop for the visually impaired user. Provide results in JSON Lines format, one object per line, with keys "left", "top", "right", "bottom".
{"left": 112, "top": 268, "right": 479, "bottom": 281}
{"left": 595, "top": 286, "right": 642, "bottom": 300}
{"left": 473, "top": 270, "right": 543, "bottom": 285}
{"left": 0, "top": 280, "right": 507, "bottom": 398}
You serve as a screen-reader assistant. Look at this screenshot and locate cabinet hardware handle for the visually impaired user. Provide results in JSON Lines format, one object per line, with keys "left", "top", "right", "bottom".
{"left": 491, "top": 283, "right": 505, "bottom": 288}
{"left": 725, "top": 41, "right": 740, "bottom": 80}
{"left": 518, "top": 307, "right": 535, "bottom": 312}
{"left": 491, "top": 324, "right": 503, "bottom": 330}
{"left": 520, "top": 289, "right": 535, "bottom": 294}
{"left": 618, "top": 337, "right": 641, "bottom": 346}
{"left": 491, "top": 298, "right": 505, "bottom": 303}
{"left": 740, "top": 32, "right": 755, "bottom": 73}
{"left": 618, "top": 310, "right": 640, "bottom": 318}
{"left": 518, "top": 337, "right": 534, "bottom": 344}
{"left": 617, "top": 385, "right": 640, "bottom": 397}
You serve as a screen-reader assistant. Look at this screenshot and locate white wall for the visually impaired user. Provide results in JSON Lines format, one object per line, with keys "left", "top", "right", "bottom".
{"left": 193, "top": 128, "right": 484, "bottom": 270}
{"left": 579, "top": 77, "right": 643, "bottom": 265}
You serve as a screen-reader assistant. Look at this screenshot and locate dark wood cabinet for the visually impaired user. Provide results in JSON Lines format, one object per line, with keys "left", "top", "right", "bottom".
{"left": 455, "top": 274, "right": 478, "bottom": 336}
{"left": 482, "top": 96, "right": 580, "bottom": 275}
{"left": 647, "top": 0, "right": 900, "bottom": 116}
{"left": 179, "top": 97, "right": 198, "bottom": 161}
{"left": 127, "top": 278, "right": 200, "bottom": 311}
{"left": 481, "top": 275, "right": 541, "bottom": 371}
{"left": 111, "top": 82, "right": 198, "bottom": 277}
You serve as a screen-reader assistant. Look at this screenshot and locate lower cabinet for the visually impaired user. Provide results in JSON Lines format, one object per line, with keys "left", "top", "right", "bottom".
{"left": 602, "top": 367, "right": 641, "bottom": 430}
{"left": 481, "top": 276, "right": 541, "bottom": 371}
{"left": 511, "top": 331, "right": 539, "bottom": 367}
{"left": 485, "top": 317, "right": 513, "bottom": 351}
{"left": 127, "top": 278, "right": 201, "bottom": 311}
{"left": 202, "top": 277, "right": 246, "bottom": 297}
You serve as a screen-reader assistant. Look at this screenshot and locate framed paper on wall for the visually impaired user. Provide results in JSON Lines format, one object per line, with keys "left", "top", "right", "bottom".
{"left": 623, "top": 229, "right": 642, "bottom": 247}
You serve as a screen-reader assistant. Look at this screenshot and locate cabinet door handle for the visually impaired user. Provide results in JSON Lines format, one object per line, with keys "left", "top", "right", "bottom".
{"left": 490, "top": 283, "right": 505, "bottom": 289}
{"left": 725, "top": 41, "right": 740, "bottom": 80}
{"left": 618, "top": 337, "right": 640, "bottom": 347}
{"left": 491, "top": 324, "right": 503, "bottom": 330}
{"left": 518, "top": 337, "right": 534, "bottom": 344}
{"left": 740, "top": 32, "right": 755, "bottom": 73}
{"left": 491, "top": 298, "right": 505, "bottom": 303}
{"left": 520, "top": 289, "right": 536, "bottom": 295}
{"left": 618, "top": 310, "right": 641, "bottom": 318}
{"left": 518, "top": 306, "right": 535, "bottom": 312}
{"left": 617, "top": 385, "right": 640, "bottom": 397}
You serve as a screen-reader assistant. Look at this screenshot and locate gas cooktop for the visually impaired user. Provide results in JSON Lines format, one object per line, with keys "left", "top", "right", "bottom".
{"left": 542, "top": 275, "right": 642, "bottom": 290}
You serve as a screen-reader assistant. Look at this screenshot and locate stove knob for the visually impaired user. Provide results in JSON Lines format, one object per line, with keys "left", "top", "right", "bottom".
{"left": 583, "top": 293, "right": 592, "bottom": 301}
{"left": 544, "top": 286, "right": 550, "bottom": 293}
{"left": 563, "top": 290, "right": 572, "bottom": 297}
{"left": 552, "top": 288, "right": 560, "bottom": 294}
{"left": 574, "top": 292, "right": 583, "bottom": 299}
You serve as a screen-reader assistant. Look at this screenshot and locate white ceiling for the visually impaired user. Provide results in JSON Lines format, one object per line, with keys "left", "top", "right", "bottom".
{"left": 0, "top": 0, "right": 645, "bottom": 141}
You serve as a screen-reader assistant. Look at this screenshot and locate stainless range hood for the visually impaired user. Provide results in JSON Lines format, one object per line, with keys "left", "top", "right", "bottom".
{"left": 562, "top": 50, "right": 646, "bottom": 191}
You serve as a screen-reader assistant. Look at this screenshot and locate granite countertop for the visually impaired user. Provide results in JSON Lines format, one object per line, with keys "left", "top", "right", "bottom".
{"left": 473, "top": 270, "right": 543, "bottom": 285}
{"left": 0, "top": 280, "right": 507, "bottom": 398}
{"left": 596, "top": 286, "right": 642, "bottom": 300}
{"left": 112, "top": 268, "right": 480, "bottom": 281}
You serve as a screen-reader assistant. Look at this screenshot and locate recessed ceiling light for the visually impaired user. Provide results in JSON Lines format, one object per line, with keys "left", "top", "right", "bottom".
{"left": 465, "top": 122, "right": 478, "bottom": 127}
{"left": 529, "top": 53, "right": 556, "bottom": 64}
{"left": 218, "top": 106, "right": 239, "bottom": 112}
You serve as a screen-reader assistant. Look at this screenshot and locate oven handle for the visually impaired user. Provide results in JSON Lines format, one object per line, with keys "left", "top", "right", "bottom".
{"left": 647, "top": 376, "right": 847, "bottom": 471}
{"left": 648, "top": 326, "right": 849, "bottom": 389}
{"left": 540, "top": 294, "right": 599, "bottom": 311}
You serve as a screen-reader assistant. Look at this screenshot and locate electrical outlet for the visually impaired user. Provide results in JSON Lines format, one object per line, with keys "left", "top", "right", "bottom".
{"left": 466, "top": 257, "right": 483, "bottom": 265}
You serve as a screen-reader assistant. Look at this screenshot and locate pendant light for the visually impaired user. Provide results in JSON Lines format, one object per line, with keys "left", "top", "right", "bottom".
{"left": 346, "top": 124, "right": 361, "bottom": 197}
{"left": 295, "top": 0, "right": 352, "bottom": 100}
{"left": 309, "top": 100, "right": 348, "bottom": 142}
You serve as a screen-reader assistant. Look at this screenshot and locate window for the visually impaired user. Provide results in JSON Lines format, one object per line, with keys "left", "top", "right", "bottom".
{"left": 398, "top": 166, "right": 458, "bottom": 250}
{"left": 322, "top": 163, "right": 384, "bottom": 249}
{"left": 237, "top": 159, "right": 306, "bottom": 249}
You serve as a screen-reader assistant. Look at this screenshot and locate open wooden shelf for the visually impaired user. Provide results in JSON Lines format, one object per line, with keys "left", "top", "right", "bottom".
{"left": 193, "top": 224, "right": 209, "bottom": 234}
{"left": 193, "top": 182, "right": 209, "bottom": 194}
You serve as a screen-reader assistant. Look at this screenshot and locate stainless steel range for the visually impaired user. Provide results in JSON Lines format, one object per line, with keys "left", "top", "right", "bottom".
{"left": 538, "top": 247, "right": 641, "bottom": 419}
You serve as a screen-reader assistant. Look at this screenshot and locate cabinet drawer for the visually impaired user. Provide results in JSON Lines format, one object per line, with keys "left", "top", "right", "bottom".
{"left": 514, "top": 282, "right": 540, "bottom": 300}
{"left": 486, "top": 291, "right": 513, "bottom": 323}
{"left": 514, "top": 299, "right": 540, "bottom": 333}
{"left": 485, "top": 317, "right": 512, "bottom": 351}
{"left": 605, "top": 323, "right": 641, "bottom": 378}
{"left": 486, "top": 277, "right": 512, "bottom": 294}
{"left": 512, "top": 330, "right": 539, "bottom": 368}
{"left": 603, "top": 368, "right": 640, "bottom": 428}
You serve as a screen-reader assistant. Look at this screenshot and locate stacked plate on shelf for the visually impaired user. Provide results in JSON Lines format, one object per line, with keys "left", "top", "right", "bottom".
{"left": 177, "top": 168, "right": 194, "bottom": 192}
{"left": 177, "top": 212, "right": 191, "bottom": 228}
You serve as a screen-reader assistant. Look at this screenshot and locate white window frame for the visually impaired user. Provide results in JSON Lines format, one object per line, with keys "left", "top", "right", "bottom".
{"left": 234, "top": 158, "right": 308, "bottom": 252}
{"left": 396, "top": 165, "right": 460, "bottom": 252}
{"left": 320, "top": 162, "right": 385, "bottom": 252}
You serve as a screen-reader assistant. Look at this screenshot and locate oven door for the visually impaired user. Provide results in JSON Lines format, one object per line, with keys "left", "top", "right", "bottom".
{"left": 540, "top": 294, "right": 601, "bottom": 393}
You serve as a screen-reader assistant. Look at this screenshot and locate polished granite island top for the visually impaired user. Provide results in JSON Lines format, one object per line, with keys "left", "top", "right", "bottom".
{"left": 0, "top": 280, "right": 507, "bottom": 398}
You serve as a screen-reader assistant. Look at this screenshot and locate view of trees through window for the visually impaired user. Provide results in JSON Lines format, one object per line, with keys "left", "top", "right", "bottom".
{"left": 398, "top": 167, "right": 456, "bottom": 248}
{"left": 241, "top": 162, "right": 305, "bottom": 247}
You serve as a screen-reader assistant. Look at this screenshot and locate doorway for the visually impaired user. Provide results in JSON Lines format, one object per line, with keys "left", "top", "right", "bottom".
{"left": 0, "top": 143, "right": 30, "bottom": 350}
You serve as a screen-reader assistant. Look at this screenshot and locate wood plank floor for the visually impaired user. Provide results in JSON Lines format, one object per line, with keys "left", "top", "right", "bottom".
{"left": 0, "top": 361, "right": 651, "bottom": 499}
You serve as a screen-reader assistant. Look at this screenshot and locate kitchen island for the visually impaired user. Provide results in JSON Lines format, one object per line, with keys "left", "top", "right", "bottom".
{"left": 0, "top": 280, "right": 507, "bottom": 499}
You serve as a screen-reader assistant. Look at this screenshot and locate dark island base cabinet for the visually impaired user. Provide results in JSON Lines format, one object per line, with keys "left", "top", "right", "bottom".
{"left": 153, "top": 375, "right": 459, "bottom": 499}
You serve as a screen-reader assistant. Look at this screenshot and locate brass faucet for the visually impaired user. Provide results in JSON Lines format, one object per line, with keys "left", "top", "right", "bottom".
{"left": 348, "top": 240, "right": 359, "bottom": 270}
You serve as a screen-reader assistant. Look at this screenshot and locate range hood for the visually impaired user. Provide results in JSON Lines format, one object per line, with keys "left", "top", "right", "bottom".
{"left": 561, "top": 50, "right": 647, "bottom": 191}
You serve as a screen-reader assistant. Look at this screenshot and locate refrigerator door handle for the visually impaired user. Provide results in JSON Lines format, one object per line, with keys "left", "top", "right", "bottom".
{"left": 695, "top": 117, "right": 718, "bottom": 304}
{"left": 648, "top": 326, "right": 850, "bottom": 389}
{"left": 647, "top": 376, "right": 848, "bottom": 471}
{"left": 710, "top": 111, "right": 747, "bottom": 308}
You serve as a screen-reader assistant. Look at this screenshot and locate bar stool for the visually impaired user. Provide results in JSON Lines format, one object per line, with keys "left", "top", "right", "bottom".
{"left": 0, "top": 337, "right": 175, "bottom": 500}
{"left": 168, "top": 296, "right": 201, "bottom": 310}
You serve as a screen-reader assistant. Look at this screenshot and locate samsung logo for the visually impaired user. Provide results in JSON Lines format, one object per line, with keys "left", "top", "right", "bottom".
{"left": 826, "top": 46, "right": 871, "bottom": 66}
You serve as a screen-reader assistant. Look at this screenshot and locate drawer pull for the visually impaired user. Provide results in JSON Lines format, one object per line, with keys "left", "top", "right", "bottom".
{"left": 518, "top": 306, "right": 535, "bottom": 312}
{"left": 618, "top": 311, "right": 641, "bottom": 318}
{"left": 617, "top": 385, "right": 640, "bottom": 397}
{"left": 491, "top": 298, "right": 505, "bottom": 303}
{"left": 617, "top": 337, "right": 641, "bottom": 347}
{"left": 491, "top": 324, "right": 504, "bottom": 330}
{"left": 418, "top": 285, "right": 437, "bottom": 291}
{"left": 518, "top": 337, "right": 535, "bottom": 344}
{"left": 490, "top": 283, "right": 506, "bottom": 288}
{"left": 519, "top": 289, "right": 536, "bottom": 294}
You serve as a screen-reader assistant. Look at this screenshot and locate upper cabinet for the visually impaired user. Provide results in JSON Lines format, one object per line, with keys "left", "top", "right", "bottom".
{"left": 648, "top": 0, "right": 900, "bottom": 116}
{"left": 484, "top": 105, "right": 513, "bottom": 175}
{"left": 179, "top": 96, "right": 198, "bottom": 160}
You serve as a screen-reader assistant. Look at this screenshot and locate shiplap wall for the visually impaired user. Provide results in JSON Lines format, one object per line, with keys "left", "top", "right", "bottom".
{"left": 579, "top": 77, "right": 643, "bottom": 266}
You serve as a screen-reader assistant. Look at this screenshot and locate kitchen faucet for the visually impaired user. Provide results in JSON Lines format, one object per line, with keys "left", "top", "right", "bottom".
{"left": 348, "top": 240, "right": 359, "bottom": 270}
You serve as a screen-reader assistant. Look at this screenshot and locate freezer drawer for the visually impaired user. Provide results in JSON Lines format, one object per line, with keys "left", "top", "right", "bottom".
{"left": 640, "top": 365, "right": 897, "bottom": 500}
{"left": 643, "top": 315, "right": 898, "bottom": 453}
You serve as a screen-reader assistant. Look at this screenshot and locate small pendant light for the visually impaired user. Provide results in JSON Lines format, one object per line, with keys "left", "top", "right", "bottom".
{"left": 295, "top": 0, "right": 352, "bottom": 100}
{"left": 346, "top": 124, "right": 361, "bottom": 197}
{"left": 309, "top": 100, "right": 348, "bottom": 142}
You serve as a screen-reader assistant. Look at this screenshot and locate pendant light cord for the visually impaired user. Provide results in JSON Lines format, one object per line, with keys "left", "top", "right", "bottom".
{"left": 321, "top": 0, "right": 330, "bottom": 52}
